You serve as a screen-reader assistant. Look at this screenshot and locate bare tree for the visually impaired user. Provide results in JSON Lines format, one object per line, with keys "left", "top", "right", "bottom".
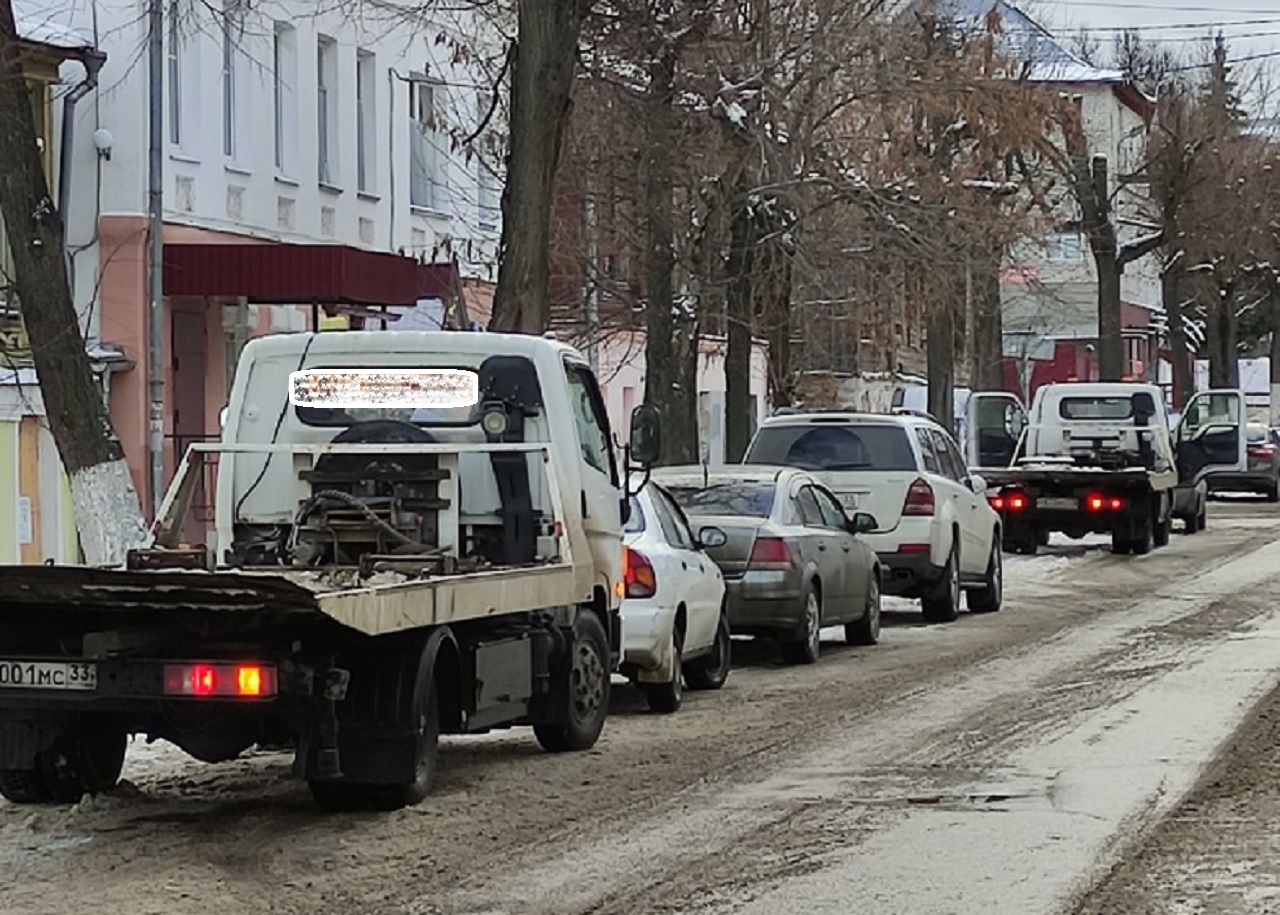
{"left": 489, "top": 0, "right": 595, "bottom": 333}
{"left": 0, "top": 0, "right": 146, "bottom": 565}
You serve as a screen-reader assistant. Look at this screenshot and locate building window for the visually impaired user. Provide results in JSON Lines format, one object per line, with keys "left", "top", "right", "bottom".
{"left": 167, "top": 1, "right": 182, "bottom": 146}
{"left": 409, "top": 79, "right": 445, "bottom": 210}
{"left": 316, "top": 36, "right": 337, "bottom": 185}
{"left": 220, "top": 4, "right": 239, "bottom": 158}
{"left": 475, "top": 92, "right": 500, "bottom": 229}
{"left": 1046, "top": 231, "right": 1085, "bottom": 261}
{"left": 273, "top": 23, "right": 297, "bottom": 174}
{"left": 356, "top": 51, "right": 375, "bottom": 193}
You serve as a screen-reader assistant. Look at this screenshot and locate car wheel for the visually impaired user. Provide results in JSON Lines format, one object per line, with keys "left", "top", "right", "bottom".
{"left": 781, "top": 587, "right": 821, "bottom": 665}
{"left": 967, "top": 540, "right": 1003, "bottom": 614}
{"left": 642, "top": 628, "right": 683, "bottom": 714}
{"left": 1267, "top": 482, "right": 1279, "bottom": 503}
{"left": 686, "top": 611, "right": 731, "bottom": 691}
{"left": 845, "top": 573, "right": 881, "bottom": 646}
{"left": 921, "top": 544, "right": 960, "bottom": 624}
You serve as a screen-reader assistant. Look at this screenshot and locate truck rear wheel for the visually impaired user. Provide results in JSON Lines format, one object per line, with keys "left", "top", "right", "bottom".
{"left": 310, "top": 689, "right": 440, "bottom": 812}
{"left": 1153, "top": 495, "right": 1171, "bottom": 548}
{"left": 0, "top": 768, "right": 51, "bottom": 804}
{"left": 39, "top": 717, "right": 127, "bottom": 803}
{"left": 535, "top": 611, "right": 611, "bottom": 752}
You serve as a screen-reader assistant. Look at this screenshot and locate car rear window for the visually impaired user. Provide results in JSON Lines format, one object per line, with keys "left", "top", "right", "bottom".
{"left": 745, "top": 424, "right": 917, "bottom": 472}
{"left": 1057, "top": 397, "right": 1133, "bottom": 420}
{"left": 663, "top": 481, "right": 776, "bottom": 517}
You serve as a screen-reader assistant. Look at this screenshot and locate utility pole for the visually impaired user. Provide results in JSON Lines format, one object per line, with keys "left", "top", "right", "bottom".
{"left": 147, "top": 0, "right": 165, "bottom": 514}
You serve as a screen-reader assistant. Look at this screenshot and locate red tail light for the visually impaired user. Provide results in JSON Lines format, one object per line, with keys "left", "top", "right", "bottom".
{"left": 1248, "top": 443, "right": 1275, "bottom": 459}
{"left": 903, "top": 478, "right": 935, "bottom": 516}
{"left": 623, "top": 546, "right": 658, "bottom": 598}
{"left": 990, "top": 490, "right": 1028, "bottom": 512}
{"left": 164, "top": 663, "right": 278, "bottom": 698}
{"left": 1085, "top": 493, "right": 1125, "bottom": 512}
{"left": 748, "top": 536, "right": 794, "bottom": 570}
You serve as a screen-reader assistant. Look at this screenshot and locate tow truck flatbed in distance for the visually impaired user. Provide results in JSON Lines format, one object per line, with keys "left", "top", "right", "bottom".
{"left": 965, "top": 384, "right": 1248, "bottom": 557}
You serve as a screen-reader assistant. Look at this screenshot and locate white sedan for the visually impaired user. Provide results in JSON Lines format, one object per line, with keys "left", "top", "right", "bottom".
{"left": 619, "top": 482, "right": 731, "bottom": 713}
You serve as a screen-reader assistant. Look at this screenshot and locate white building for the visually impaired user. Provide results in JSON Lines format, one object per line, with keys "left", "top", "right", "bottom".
{"left": 11, "top": 0, "right": 505, "bottom": 517}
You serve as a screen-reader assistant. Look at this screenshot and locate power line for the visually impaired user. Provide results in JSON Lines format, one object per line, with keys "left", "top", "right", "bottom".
{"left": 1039, "top": 1, "right": 1280, "bottom": 12}
{"left": 1060, "top": 17, "right": 1280, "bottom": 34}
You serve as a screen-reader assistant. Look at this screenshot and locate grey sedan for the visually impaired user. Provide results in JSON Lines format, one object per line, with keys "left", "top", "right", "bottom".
{"left": 653, "top": 465, "right": 882, "bottom": 665}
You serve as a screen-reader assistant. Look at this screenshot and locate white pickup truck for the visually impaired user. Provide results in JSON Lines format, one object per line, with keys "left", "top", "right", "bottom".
{"left": 0, "top": 331, "right": 659, "bottom": 810}
{"left": 965, "top": 383, "right": 1248, "bottom": 555}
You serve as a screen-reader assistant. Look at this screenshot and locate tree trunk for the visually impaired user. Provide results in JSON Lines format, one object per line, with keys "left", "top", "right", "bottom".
{"left": 1078, "top": 155, "right": 1125, "bottom": 382}
{"left": 640, "top": 42, "right": 693, "bottom": 464}
{"left": 764, "top": 252, "right": 794, "bottom": 409}
{"left": 927, "top": 306, "right": 955, "bottom": 434}
{"left": 670, "top": 308, "right": 700, "bottom": 465}
{"left": 0, "top": 5, "right": 145, "bottom": 565}
{"left": 1161, "top": 267, "right": 1193, "bottom": 408}
{"left": 724, "top": 178, "right": 755, "bottom": 464}
{"left": 1207, "top": 285, "right": 1238, "bottom": 388}
{"left": 970, "top": 245, "right": 1005, "bottom": 391}
{"left": 1096, "top": 255, "right": 1124, "bottom": 381}
{"left": 490, "top": 0, "right": 589, "bottom": 334}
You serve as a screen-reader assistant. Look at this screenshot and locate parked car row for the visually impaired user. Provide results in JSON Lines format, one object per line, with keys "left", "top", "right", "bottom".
{"left": 618, "top": 410, "right": 1006, "bottom": 713}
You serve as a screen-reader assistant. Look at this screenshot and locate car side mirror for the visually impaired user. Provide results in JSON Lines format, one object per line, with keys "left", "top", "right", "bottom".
{"left": 696, "top": 525, "right": 728, "bottom": 549}
{"left": 629, "top": 404, "right": 662, "bottom": 468}
{"left": 848, "top": 512, "right": 878, "bottom": 535}
{"left": 968, "top": 473, "right": 988, "bottom": 494}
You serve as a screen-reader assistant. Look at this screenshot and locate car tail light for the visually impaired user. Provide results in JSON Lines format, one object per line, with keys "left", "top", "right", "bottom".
{"left": 623, "top": 547, "right": 657, "bottom": 599}
{"left": 898, "top": 543, "right": 930, "bottom": 554}
{"left": 903, "top": 478, "right": 935, "bottom": 516}
{"left": 1085, "top": 493, "right": 1125, "bottom": 512}
{"left": 990, "top": 490, "right": 1028, "bottom": 512}
{"left": 748, "top": 536, "right": 793, "bottom": 570}
{"left": 163, "top": 663, "right": 278, "bottom": 698}
{"left": 1248, "top": 443, "right": 1275, "bottom": 460}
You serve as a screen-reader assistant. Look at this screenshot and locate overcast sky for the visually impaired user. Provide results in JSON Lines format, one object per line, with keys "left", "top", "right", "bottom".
{"left": 1029, "top": 0, "right": 1280, "bottom": 110}
{"left": 1035, "top": 0, "right": 1280, "bottom": 59}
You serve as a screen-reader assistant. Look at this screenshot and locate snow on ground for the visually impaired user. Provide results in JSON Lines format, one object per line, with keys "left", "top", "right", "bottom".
{"left": 2, "top": 535, "right": 1103, "bottom": 817}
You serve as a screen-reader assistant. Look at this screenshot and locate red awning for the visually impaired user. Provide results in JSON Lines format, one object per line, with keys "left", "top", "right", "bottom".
{"left": 163, "top": 243, "right": 458, "bottom": 307}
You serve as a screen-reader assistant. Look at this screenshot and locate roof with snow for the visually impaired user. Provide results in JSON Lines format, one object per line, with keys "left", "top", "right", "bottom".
{"left": 910, "top": 0, "right": 1126, "bottom": 84}
{"left": 12, "top": 2, "right": 95, "bottom": 53}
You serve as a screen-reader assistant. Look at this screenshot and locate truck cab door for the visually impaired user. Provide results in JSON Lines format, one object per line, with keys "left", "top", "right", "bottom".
{"left": 1174, "top": 389, "right": 1248, "bottom": 484}
{"left": 964, "top": 392, "right": 1027, "bottom": 470}
{"left": 563, "top": 361, "right": 624, "bottom": 599}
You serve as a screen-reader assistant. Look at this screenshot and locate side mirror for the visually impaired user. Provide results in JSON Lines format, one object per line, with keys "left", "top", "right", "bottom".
{"left": 968, "top": 473, "right": 988, "bottom": 494}
{"left": 848, "top": 512, "right": 878, "bottom": 535}
{"left": 696, "top": 525, "right": 728, "bottom": 550}
{"left": 629, "top": 404, "right": 662, "bottom": 468}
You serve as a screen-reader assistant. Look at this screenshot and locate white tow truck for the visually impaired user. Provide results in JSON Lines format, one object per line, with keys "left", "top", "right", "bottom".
{"left": 0, "top": 331, "right": 660, "bottom": 810}
{"left": 965, "top": 383, "right": 1248, "bottom": 555}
